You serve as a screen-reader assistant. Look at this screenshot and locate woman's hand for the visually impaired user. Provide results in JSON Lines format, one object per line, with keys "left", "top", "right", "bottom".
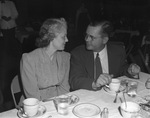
{"left": 128, "top": 63, "right": 141, "bottom": 78}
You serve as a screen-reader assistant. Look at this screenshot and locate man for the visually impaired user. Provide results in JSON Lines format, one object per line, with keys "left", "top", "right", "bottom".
{"left": 69, "top": 20, "right": 140, "bottom": 91}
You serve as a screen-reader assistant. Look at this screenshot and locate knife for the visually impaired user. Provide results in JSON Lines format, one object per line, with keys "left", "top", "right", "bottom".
{"left": 42, "top": 98, "right": 54, "bottom": 102}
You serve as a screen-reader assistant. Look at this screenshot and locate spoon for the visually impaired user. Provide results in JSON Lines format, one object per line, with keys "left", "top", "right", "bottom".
{"left": 42, "top": 98, "right": 54, "bottom": 102}
{"left": 123, "top": 92, "right": 127, "bottom": 108}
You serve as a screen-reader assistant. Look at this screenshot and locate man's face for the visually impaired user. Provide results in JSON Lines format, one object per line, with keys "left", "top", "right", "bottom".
{"left": 85, "top": 25, "right": 108, "bottom": 52}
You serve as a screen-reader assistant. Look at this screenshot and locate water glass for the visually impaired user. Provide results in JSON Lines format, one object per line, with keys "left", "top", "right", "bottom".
{"left": 145, "top": 78, "right": 150, "bottom": 96}
{"left": 53, "top": 95, "right": 70, "bottom": 115}
{"left": 145, "top": 78, "right": 150, "bottom": 90}
{"left": 127, "top": 81, "right": 138, "bottom": 98}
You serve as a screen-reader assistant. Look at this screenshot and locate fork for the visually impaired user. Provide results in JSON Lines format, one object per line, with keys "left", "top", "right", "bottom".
{"left": 113, "top": 90, "right": 120, "bottom": 103}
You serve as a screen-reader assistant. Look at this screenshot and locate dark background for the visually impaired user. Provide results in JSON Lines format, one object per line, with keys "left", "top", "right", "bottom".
{"left": 13, "top": 0, "right": 150, "bottom": 27}
{"left": 13, "top": 0, "right": 150, "bottom": 51}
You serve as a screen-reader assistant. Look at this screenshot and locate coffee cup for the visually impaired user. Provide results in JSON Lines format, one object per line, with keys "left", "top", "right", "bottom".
{"left": 109, "top": 79, "right": 121, "bottom": 92}
{"left": 120, "top": 101, "right": 140, "bottom": 118}
{"left": 23, "top": 98, "right": 39, "bottom": 117}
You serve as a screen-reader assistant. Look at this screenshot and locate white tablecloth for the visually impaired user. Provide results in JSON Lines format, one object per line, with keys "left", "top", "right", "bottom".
{"left": 0, "top": 72, "right": 150, "bottom": 118}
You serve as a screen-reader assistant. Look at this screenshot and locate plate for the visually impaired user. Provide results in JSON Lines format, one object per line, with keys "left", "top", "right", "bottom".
{"left": 17, "top": 105, "right": 46, "bottom": 118}
{"left": 72, "top": 103, "right": 101, "bottom": 118}
{"left": 69, "top": 94, "right": 79, "bottom": 105}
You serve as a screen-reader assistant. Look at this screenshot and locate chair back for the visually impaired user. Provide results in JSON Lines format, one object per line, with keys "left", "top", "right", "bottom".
{"left": 11, "top": 75, "right": 21, "bottom": 108}
{"left": 130, "top": 49, "right": 150, "bottom": 73}
{"left": 138, "top": 49, "right": 150, "bottom": 73}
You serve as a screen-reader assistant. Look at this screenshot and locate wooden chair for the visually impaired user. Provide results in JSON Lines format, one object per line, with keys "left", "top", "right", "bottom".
{"left": 138, "top": 49, "right": 150, "bottom": 73}
{"left": 126, "top": 43, "right": 134, "bottom": 59}
{"left": 129, "top": 48, "right": 150, "bottom": 73}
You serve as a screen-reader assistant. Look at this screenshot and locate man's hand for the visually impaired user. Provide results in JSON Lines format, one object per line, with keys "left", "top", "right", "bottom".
{"left": 128, "top": 63, "right": 141, "bottom": 78}
{"left": 2, "top": 16, "right": 11, "bottom": 21}
{"left": 95, "top": 73, "right": 113, "bottom": 87}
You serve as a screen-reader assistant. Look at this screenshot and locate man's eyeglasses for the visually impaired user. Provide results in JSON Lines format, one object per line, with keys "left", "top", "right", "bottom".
{"left": 85, "top": 34, "right": 101, "bottom": 41}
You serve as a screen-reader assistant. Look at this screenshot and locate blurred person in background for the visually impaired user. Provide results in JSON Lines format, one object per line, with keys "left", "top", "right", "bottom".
{"left": 0, "top": 0, "right": 18, "bottom": 53}
{"left": 0, "top": 0, "right": 18, "bottom": 109}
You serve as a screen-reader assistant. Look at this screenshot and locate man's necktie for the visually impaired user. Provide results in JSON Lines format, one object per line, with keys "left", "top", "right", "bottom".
{"left": 94, "top": 53, "right": 102, "bottom": 81}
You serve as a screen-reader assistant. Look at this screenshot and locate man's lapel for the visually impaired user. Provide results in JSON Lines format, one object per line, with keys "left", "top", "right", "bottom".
{"left": 56, "top": 52, "right": 64, "bottom": 82}
{"left": 85, "top": 51, "right": 94, "bottom": 79}
{"left": 107, "top": 44, "right": 116, "bottom": 74}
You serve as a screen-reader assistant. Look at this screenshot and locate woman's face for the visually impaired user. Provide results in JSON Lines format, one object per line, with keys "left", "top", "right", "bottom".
{"left": 51, "top": 27, "right": 68, "bottom": 51}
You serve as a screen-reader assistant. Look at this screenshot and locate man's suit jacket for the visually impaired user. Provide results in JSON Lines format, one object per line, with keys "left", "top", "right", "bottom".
{"left": 69, "top": 42, "right": 129, "bottom": 91}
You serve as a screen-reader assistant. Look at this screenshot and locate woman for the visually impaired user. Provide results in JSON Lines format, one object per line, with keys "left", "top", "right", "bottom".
{"left": 19, "top": 18, "right": 70, "bottom": 104}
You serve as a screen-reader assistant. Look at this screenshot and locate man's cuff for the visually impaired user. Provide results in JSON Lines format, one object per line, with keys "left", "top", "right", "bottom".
{"left": 92, "top": 82, "right": 97, "bottom": 90}
{"left": 92, "top": 82, "right": 102, "bottom": 90}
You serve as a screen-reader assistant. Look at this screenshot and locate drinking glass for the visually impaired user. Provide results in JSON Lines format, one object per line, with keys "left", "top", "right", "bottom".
{"left": 53, "top": 95, "right": 70, "bottom": 115}
{"left": 145, "top": 78, "right": 150, "bottom": 90}
{"left": 144, "top": 78, "right": 150, "bottom": 102}
{"left": 127, "top": 81, "right": 138, "bottom": 98}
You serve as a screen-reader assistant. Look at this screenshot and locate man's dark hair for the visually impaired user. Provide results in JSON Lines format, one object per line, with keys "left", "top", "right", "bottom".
{"left": 89, "top": 20, "right": 113, "bottom": 38}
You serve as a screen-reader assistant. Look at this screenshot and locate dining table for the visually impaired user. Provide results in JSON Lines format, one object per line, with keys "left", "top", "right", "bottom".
{"left": 0, "top": 72, "right": 150, "bottom": 118}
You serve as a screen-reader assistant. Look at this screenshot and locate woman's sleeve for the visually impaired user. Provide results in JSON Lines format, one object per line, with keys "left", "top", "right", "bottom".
{"left": 60, "top": 53, "right": 70, "bottom": 92}
{"left": 20, "top": 54, "right": 41, "bottom": 100}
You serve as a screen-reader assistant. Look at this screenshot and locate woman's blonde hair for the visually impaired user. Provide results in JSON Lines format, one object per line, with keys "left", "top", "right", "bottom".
{"left": 36, "top": 18, "right": 67, "bottom": 48}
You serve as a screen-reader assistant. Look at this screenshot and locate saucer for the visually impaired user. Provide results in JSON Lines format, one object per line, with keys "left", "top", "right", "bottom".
{"left": 17, "top": 105, "right": 46, "bottom": 118}
{"left": 103, "top": 85, "right": 125, "bottom": 95}
{"left": 103, "top": 86, "right": 116, "bottom": 95}
{"left": 69, "top": 94, "right": 79, "bottom": 105}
